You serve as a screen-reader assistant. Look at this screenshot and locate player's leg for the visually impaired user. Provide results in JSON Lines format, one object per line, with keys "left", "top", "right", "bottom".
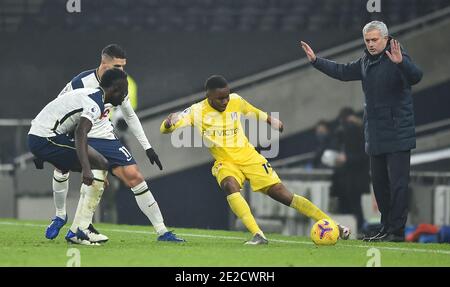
{"left": 27, "top": 134, "right": 71, "bottom": 239}
{"left": 112, "top": 164, "right": 185, "bottom": 242}
{"left": 265, "top": 183, "right": 350, "bottom": 239}
{"left": 212, "top": 161, "right": 267, "bottom": 244}
{"left": 29, "top": 134, "right": 108, "bottom": 241}
{"left": 45, "top": 168, "right": 70, "bottom": 239}
{"left": 265, "top": 183, "right": 331, "bottom": 221}
{"left": 66, "top": 146, "right": 110, "bottom": 245}
{"left": 52, "top": 169, "right": 69, "bottom": 219}
{"left": 243, "top": 161, "right": 350, "bottom": 239}
{"left": 221, "top": 176, "right": 267, "bottom": 245}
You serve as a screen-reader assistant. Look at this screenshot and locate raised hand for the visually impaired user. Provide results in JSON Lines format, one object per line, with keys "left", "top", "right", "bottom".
{"left": 385, "top": 39, "right": 403, "bottom": 64}
{"left": 300, "top": 41, "right": 317, "bottom": 62}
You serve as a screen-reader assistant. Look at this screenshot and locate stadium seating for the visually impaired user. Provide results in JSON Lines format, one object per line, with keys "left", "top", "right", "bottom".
{"left": 1, "top": 0, "right": 449, "bottom": 32}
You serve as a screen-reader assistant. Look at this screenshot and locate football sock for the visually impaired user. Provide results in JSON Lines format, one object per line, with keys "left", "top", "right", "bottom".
{"left": 132, "top": 181, "right": 168, "bottom": 236}
{"left": 226, "top": 192, "right": 264, "bottom": 237}
{"left": 84, "top": 170, "right": 107, "bottom": 224}
{"left": 52, "top": 170, "right": 69, "bottom": 219}
{"left": 70, "top": 184, "right": 87, "bottom": 233}
{"left": 70, "top": 170, "right": 106, "bottom": 232}
{"left": 290, "top": 194, "right": 331, "bottom": 222}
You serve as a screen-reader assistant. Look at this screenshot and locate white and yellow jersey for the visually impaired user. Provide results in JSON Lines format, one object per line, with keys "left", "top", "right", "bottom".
{"left": 161, "top": 93, "right": 268, "bottom": 165}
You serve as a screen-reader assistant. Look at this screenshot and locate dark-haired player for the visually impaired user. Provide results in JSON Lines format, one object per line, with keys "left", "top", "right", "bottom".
{"left": 43, "top": 44, "right": 183, "bottom": 244}
{"left": 29, "top": 69, "right": 128, "bottom": 245}
{"left": 161, "top": 75, "right": 350, "bottom": 244}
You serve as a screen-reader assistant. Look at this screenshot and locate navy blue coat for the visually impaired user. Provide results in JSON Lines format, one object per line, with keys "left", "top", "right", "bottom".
{"left": 311, "top": 41, "right": 423, "bottom": 156}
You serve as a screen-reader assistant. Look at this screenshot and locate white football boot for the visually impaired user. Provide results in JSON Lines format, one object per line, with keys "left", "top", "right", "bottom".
{"left": 87, "top": 224, "right": 109, "bottom": 243}
{"left": 65, "top": 228, "right": 100, "bottom": 246}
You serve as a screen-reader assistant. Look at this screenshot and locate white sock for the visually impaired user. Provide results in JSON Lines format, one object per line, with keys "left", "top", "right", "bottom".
{"left": 53, "top": 170, "right": 69, "bottom": 219}
{"left": 70, "top": 185, "right": 86, "bottom": 233}
{"left": 86, "top": 170, "right": 107, "bottom": 223}
{"left": 132, "top": 181, "right": 168, "bottom": 236}
{"left": 70, "top": 170, "right": 106, "bottom": 232}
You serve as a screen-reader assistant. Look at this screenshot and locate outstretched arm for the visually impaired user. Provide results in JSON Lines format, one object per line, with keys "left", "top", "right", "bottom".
{"left": 300, "top": 41, "right": 362, "bottom": 81}
{"left": 120, "top": 97, "right": 151, "bottom": 149}
{"left": 267, "top": 116, "right": 284, "bottom": 133}
{"left": 300, "top": 41, "right": 317, "bottom": 62}
{"left": 120, "top": 98, "right": 162, "bottom": 170}
{"left": 160, "top": 108, "right": 193, "bottom": 134}
{"left": 240, "top": 96, "right": 284, "bottom": 133}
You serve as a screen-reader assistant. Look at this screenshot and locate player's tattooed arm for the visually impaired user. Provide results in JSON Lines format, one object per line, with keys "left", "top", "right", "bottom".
{"left": 267, "top": 116, "right": 284, "bottom": 133}
{"left": 164, "top": 113, "right": 180, "bottom": 129}
{"left": 75, "top": 117, "right": 94, "bottom": 185}
{"left": 161, "top": 108, "right": 192, "bottom": 133}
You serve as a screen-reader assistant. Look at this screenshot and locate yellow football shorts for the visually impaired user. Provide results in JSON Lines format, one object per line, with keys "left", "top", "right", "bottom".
{"left": 211, "top": 160, "right": 281, "bottom": 192}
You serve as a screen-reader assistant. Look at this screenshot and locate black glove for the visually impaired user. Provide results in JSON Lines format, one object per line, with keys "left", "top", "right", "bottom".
{"left": 146, "top": 148, "right": 163, "bottom": 170}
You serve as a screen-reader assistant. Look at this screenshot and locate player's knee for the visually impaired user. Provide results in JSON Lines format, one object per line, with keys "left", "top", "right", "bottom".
{"left": 124, "top": 168, "right": 144, "bottom": 187}
{"left": 267, "top": 183, "right": 292, "bottom": 206}
{"left": 221, "top": 179, "right": 240, "bottom": 195}
{"left": 54, "top": 169, "right": 69, "bottom": 181}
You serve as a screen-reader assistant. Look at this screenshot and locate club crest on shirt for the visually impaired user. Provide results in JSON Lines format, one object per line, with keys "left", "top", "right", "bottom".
{"left": 101, "top": 109, "right": 110, "bottom": 119}
{"left": 230, "top": 112, "right": 238, "bottom": 121}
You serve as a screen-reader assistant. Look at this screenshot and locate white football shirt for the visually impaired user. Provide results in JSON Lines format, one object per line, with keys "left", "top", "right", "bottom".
{"left": 58, "top": 69, "right": 151, "bottom": 149}
{"left": 29, "top": 88, "right": 105, "bottom": 138}
{"left": 58, "top": 69, "right": 116, "bottom": 139}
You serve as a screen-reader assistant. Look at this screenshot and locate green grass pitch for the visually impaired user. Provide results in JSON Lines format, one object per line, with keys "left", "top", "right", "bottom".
{"left": 1, "top": 219, "right": 450, "bottom": 267}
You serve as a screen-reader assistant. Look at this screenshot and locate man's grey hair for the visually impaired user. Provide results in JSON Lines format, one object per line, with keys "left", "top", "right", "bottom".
{"left": 363, "top": 21, "right": 389, "bottom": 37}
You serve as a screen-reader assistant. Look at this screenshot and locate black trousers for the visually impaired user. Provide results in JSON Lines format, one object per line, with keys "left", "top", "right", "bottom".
{"left": 370, "top": 150, "right": 411, "bottom": 235}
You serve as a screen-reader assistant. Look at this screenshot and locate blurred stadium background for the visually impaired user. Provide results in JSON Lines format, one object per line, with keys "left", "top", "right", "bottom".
{"left": 0, "top": 0, "right": 449, "bottom": 239}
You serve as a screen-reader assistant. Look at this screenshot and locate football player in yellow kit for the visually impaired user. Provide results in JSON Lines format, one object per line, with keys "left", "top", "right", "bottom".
{"left": 161, "top": 75, "right": 350, "bottom": 244}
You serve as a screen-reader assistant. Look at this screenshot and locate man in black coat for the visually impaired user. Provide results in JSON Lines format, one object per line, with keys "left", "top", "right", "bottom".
{"left": 300, "top": 21, "right": 423, "bottom": 242}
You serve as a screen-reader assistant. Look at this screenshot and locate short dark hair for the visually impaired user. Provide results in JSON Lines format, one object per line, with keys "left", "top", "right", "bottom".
{"left": 205, "top": 75, "right": 228, "bottom": 91}
{"left": 101, "top": 44, "right": 126, "bottom": 59}
{"left": 100, "top": 68, "right": 128, "bottom": 89}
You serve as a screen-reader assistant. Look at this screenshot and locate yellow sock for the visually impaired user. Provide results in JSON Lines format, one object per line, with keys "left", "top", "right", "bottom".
{"left": 290, "top": 194, "right": 331, "bottom": 222}
{"left": 227, "top": 192, "right": 262, "bottom": 236}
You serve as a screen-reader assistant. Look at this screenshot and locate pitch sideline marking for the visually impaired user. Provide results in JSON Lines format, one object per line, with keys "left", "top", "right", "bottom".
{"left": 1, "top": 221, "right": 450, "bottom": 255}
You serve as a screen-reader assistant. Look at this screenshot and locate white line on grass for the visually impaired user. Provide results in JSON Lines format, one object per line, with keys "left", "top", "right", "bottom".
{"left": 1, "top": 221, "right": 450, "bottom": 255}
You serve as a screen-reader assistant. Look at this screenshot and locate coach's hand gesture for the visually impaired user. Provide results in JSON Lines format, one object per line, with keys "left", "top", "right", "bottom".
{"left": 300, "top": 41, "right": 317, "bottom": 62}
{"left": 385, "top": 39, "right": 403, "bottom": 64}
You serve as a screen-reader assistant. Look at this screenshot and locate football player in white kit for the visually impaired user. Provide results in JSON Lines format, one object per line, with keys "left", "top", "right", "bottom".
{"left": 42, "top": 44, "right": 184, "bottom": 244}
{"left": 29, "top": 69, "right": 127, "bottom": 245}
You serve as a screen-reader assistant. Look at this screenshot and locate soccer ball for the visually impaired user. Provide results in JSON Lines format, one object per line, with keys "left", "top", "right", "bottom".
{"left": 310, "top": 219, "right": 339, "bottom": 246}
